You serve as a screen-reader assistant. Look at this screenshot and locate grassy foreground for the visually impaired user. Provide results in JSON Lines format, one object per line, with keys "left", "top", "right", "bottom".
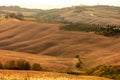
{"left": 0, "top": 70, "right": 111, "bottom": 80}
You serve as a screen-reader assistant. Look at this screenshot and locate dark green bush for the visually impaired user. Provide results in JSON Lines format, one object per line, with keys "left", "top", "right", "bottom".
{"left": 0, "top": 62, "right": 3, "bottom": 69}
{"left": 75, "top": 55, "right": 80, "bottom": 58}
{"left": 76, "top": 62, "right": 82, "bottom": 69}
{"left": 32, "top": 63, "right": 42, "bottom": 71}
{"left": 75, "top": 55, "right": 83, "bottom": 69}
{"left": 1, "top": 60, "right": 43, "bottom": 71}
{"left": 15, "top": 59, "right": 31, "bottom": 70}
{"left": 4, "top": 60, "right": 16, "bottom": 69}
{"left": 4, "top": 59, "right": 31, "bottom": 70}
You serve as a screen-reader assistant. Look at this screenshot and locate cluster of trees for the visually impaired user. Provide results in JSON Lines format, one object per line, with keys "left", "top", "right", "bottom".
{"left": 86, "top": 65, "right": 120, "bottom": 80}
{"left": 0, "top": 59, "right": 42, "bottom": 71}
{"left": 60, "top": 23, "right": 120, "bottom": 37}
{"left": 98, "top": 25, "right": 120, "bottom": 36}
{"left": 5, "top": 13, "right": 24, "bottom": 20}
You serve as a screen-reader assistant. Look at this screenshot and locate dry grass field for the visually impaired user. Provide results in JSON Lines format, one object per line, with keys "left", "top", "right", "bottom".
{"left": 0, "top": 70, "right": 112, "bottom": 80}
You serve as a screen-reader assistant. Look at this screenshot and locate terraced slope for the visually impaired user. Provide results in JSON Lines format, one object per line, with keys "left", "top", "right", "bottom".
{"left": 0, "top": 19, "right": 120, "bottom": 69}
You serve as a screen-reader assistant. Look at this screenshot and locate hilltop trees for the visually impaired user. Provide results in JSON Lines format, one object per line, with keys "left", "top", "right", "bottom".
{"left": 5, "top": 13, "right": 24, "bottom": 20}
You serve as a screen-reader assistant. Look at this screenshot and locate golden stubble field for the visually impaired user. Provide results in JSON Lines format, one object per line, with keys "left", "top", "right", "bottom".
{"left": 0, "top": 70, "right": 112, "bottom": 80}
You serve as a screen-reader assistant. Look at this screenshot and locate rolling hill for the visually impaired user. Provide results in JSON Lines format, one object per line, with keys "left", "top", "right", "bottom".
{"left": 0, "top": 18, "right": 120, "bottom": 69}
{"left": 0, "top": 5, "right": 120, "bottom": 80}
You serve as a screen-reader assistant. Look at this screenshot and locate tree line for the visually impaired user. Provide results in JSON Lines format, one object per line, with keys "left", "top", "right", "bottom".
{"left": 60, "top": 23, "right": 120, "bottom": 37}
{"left": 0, "top": 59, "right": 42, "bottom": 71}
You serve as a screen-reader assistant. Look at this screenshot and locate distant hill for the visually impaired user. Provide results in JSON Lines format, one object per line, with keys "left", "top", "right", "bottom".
{"left": 0, "top": 6, "right": 40, "bottom": 17}
{"left": 35, "top": 5, "right": 120, "bottom": 25}
{"left": 0, "top": 5, "right": 120, "bottom": 25}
